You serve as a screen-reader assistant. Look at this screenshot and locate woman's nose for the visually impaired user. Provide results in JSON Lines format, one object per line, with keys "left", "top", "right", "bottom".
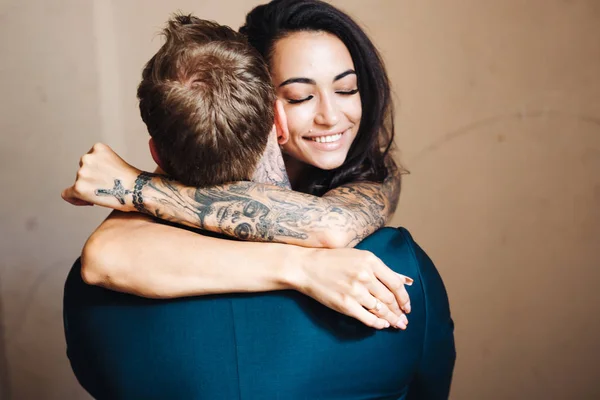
{"left": 314, "top": 94, "right": 339, "bottom": 127}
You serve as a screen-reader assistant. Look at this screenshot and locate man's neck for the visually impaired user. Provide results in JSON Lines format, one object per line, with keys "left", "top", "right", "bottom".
{"left": 251, "top": 132, "right": 291, "bottom": 189}
{"left": 281, "top": 154, "right": 312, "bottom": 189}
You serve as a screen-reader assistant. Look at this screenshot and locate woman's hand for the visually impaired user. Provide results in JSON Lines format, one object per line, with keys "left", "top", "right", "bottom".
{"left": 62, "top": 143, "right": 141, "bottom": 211}
{"left": 289, "top": 248, "right": 413, "bottom": 330}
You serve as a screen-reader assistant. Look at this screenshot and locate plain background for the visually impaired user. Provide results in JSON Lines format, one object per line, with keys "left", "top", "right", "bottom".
{"left": 1, "top": 0, "right": 599, "bottom": 399}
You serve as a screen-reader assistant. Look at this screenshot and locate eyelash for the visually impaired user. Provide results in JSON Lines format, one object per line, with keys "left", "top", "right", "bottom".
{"left": 337, "top": 89, "right": 359, "bottom": 95}
{"left": 288, "top": 95, "right": 313, "bottom": 104}
{"left": 287, "top": 89, "right": 359, "bottom": 104}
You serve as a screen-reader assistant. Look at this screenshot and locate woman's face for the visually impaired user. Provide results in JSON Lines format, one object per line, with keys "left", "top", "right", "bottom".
{"left": 270, "top": 31, "right": 362, "bottom": 174}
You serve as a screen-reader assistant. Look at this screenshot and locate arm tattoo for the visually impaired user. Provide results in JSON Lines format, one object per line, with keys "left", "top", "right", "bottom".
{"left": 130, "top": 158, "right": 402, "bottom": 248}
{"left": 321, "top": 163, "right": 402, "bottom": 246}
{"left": 132, "top": 172, "right": 158, "bottom": 213}
{"left": 382, "top": 161, "right": 402, "bottom": 215}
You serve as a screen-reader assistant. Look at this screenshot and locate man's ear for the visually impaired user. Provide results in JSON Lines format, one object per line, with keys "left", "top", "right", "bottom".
{"left": 274, "top": 99, "right": 289, "bottom": 145}
{"left": 148, "top": 138, "right": 166, "bottom": 173}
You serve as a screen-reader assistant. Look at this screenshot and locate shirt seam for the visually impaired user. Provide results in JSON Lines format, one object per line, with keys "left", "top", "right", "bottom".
{"left": 229, "top": 298, "right": 243, "bottom": 400}
{"left": 398, "top": 227, "right": 428, "bottom": 384}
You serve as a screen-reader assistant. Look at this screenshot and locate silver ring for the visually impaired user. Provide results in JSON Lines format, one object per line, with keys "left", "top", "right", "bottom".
{"left": 374, "top": 299, "right": 382, "bottom": 312}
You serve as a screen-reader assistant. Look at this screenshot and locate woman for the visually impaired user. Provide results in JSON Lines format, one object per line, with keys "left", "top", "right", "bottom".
{"left": 65, "top": 0, "right": 411, "bottom": 330}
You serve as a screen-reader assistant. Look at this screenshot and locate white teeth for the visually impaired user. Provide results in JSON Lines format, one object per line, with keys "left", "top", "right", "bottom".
{"left": 310, "top": 133, "right": 343, "bottom": 143}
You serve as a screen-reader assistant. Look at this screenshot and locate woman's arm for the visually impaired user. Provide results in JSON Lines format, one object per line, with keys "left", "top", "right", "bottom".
{"left": 64, "top": 143, "right": 401, "bottom": 248}
{"left": 81, "top": 211, "right": 293, "bottom": 298}
{"left": 136, "top": 165, "right": 401, "bottom": 248}
{"left": 81, "top": 210, "right": 411, "bottom": 329}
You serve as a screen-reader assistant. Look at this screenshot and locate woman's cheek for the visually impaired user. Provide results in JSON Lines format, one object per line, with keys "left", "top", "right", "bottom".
{"left": 283, "top": 104, "right": 313, "bottom": 139}
{"left": 344, "top": 95, "right": 362, "bottom": 123}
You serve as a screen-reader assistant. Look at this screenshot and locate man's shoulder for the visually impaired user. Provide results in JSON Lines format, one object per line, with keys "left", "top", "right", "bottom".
{"left": 356, "top": 226, "right": 415, "bottom": 253}
{"left": 354, "top": 227, "right": 423, "bottom": 277}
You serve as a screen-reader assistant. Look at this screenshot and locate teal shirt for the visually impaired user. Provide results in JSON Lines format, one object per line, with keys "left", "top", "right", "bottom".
{"left": 63, "top": 227, "right": 455, "bottom": 399}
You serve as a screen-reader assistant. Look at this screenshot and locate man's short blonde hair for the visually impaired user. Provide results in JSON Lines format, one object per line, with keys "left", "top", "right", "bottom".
{"left": 137, "top": 14, "right": 275, "bottom": 186}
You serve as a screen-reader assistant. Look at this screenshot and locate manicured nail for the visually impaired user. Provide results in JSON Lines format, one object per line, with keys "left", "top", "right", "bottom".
{"left": 403, "top": 302, "right": 411, "bottom": 314}
{"left": 384, "top": 321, "right": 390, "bottom": 328}
{"left": 397, "top": 273, "right": 414, "bottom": 286}
{"left": 396, "top": 320, "right": 407, "bottom": 329}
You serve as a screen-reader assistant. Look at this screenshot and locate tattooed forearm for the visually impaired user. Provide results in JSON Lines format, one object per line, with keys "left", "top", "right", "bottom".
{"left": 381, "top": 159, "right": 402, "bottom": 215}
{"left": 132, "top": 172, "right": 158, "bottom": 213}
{"left": 129, "top": 160, "right": 402, "bottom": 248}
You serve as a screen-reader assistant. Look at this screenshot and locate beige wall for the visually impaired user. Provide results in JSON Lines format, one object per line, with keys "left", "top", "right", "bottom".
{"left": 1, "top": 1, "right": 598, "bottom": 399}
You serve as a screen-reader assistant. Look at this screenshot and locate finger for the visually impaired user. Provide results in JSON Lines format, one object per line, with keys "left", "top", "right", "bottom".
{"left": 62, "top": 187, "right": 93, "bottom": 206}
{"left": 61, "top": 187, "right": 75, "bottom": 203}
{"left": 80, "top": 149, "right": 93, "bottom": 167}
{"left": 356, "top": 286, "right": 405, "bottom": 329}
{"left": 62, "top": 188, "right": 78, "bottom": 205}
{"left": 72, "top": 199, "right": 94, "bottom": 206}
{"left": 395, "top": 273, "right": 414, "bottom": 313}
{"left": 366, "top": 278, "right": 403, "bottom": 317}
{"left": 397, "top": 273, "right": 414, "bottom": 286}
{"left": 344, "top": 299, "right": 390, "bottom": 330}
{"left": 370, "top": 298, "right": 407, "bottom": 330}
{"left": 367, "top": 295, "right": 407, "bottom": 330}
{"left": 373, "top": 261, "right": 412, "bottom": 314}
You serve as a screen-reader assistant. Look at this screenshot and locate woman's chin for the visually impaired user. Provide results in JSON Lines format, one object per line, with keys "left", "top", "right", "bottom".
{"left": 309, "top": 155, "right": 347, "bottom": 171}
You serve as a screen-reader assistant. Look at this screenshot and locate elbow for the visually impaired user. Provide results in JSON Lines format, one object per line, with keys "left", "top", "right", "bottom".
{"left": 317, "top": 230, "right": 352, "bottom": 249}
{"left": 80, "top": 229, "right": 165, "bottom": 299}
{"left": 80, "top": 232, "right": 122, "bottom": 287}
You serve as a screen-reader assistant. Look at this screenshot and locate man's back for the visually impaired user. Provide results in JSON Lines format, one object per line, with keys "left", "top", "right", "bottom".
{"left": 64, "top": 227, "right": 455, "bottom": 399}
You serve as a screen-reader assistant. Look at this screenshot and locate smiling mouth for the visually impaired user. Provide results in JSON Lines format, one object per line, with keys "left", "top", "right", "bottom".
{"left": 304, "top": 131, "right": 344, "bottom": 143}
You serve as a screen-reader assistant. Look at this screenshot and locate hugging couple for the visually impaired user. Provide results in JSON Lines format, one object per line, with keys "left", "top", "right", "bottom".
{"left": 62, "top": 1, "right": 455, "bottom": 399}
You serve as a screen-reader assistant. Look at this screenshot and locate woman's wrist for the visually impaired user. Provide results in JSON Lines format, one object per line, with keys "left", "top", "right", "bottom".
{"left": 276, "top": 245, "right": 314, "bottom": 292}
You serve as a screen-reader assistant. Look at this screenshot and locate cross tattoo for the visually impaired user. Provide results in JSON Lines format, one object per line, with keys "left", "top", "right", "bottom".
{"left": 95, "top": 179, "right": 132, "bottom": 205}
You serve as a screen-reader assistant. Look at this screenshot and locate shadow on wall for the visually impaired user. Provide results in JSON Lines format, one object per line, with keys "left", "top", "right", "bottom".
{"left": 411, "top": 109, "right": 600, "bottom": 164}
{"left": 0, "top": 291, "right": 10, "bottom": 400}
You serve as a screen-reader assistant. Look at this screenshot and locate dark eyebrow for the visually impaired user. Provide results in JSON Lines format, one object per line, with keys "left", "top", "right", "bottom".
{"left": 278, "top": 77, "right": 316, "bottom": 87}
{"left": 278, "top": 69, "right": 356, "bottom": 88}
{"left": 334, "top": 69, "right": 356, "bottom": 82}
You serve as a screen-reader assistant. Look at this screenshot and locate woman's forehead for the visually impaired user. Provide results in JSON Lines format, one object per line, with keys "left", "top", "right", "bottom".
{"left": 270, "top": 31, "right": 355, "bottom": 84}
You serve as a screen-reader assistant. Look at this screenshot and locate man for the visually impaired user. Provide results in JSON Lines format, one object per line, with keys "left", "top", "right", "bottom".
{"left": 63, "top": 15, "right": 455, "bottom": 399}
{"left": 136, "top": 15, "right": 289, "bottom": 190}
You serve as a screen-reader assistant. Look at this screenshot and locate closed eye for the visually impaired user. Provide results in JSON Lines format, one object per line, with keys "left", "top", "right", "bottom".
{"left": 336, "top": 89, "right": 359, "bottom": 95}
{"left": 287, "top": 95, "right": 314, "bottom": 104}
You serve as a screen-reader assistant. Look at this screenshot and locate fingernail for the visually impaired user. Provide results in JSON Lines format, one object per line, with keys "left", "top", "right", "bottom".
{"left": 384, "top": 321, "right": 390, "bottom": 328}
{"left": 396, "top": 273, "right": 414, "bottom": 286}
{"left": 396, "top": 320, "right": 407, "bottom": 330}
{"left": 401, "top": 314, "right": 408, "bottom": 325}
{"left": 403, "top": 302, "right": 411, "bottom": 314}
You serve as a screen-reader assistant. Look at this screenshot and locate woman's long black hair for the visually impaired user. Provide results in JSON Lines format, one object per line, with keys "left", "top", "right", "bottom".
{"left": 240, "top": 0, "right": 398, "bottom": 196}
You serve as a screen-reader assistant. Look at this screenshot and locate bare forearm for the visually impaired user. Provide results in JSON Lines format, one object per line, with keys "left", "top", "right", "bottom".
{"left": 81, "top": 211, "right": 300, "bottom": 298}
{"left": 79, "top": 211, "right": 413, "bottom": 331}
